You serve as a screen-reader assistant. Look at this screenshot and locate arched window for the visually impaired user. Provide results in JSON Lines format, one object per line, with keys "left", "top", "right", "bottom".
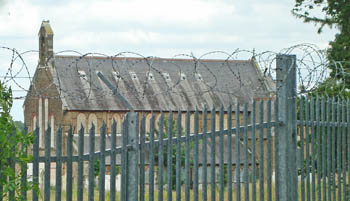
{"left": 44, "top": 98, "right": 48, "bottom": 132}
{"left": 145, "top": 113, "right": 153, "bottom": 133}
{"left": 77, "top": 113, "right": 87, "bottom": 133}
{"left": 181, "top": 112, "right": 186, "bottom": 135}
{"left": 155, "top": 113, "right": 162, "bottom": 131}
{"left": 32, "top": 115, "right": 37, "bottom": 132}
{"left": 190, "top": 113, "right": 195, "bottom": 134}
{"left": 38, "top": 98, "right": 43, "bottom": 147}
{"left": 88, "top": 113, "right": 98, "bottom": 132}
{"left": 112, "top": 114, "right": 122, "bottom": 134}
{"left": 50, "top": 114, "right": 55, "bottom": 147}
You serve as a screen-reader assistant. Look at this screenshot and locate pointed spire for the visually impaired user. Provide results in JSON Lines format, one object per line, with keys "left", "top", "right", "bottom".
{"left": 38, "top": 20, "right": 54, "bottom": 67}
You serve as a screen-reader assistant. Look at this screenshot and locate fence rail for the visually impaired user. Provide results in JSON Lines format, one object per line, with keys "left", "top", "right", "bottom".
{"left": 34, "top": 121, "right": 278, "bottom": 163}
{"left": 298, "top": 96, "right": 350, "bottom": 201}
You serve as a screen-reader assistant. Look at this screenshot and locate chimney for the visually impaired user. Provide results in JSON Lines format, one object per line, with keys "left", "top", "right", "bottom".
{"left": 38, "top": 20, "right": 54, "bottom": 67}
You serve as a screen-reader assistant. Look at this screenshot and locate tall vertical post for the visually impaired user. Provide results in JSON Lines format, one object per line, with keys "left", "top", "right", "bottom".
{"left": 127, "top": 112, "right": 139, "bottom": 201}
{"left": 276, "top": 54, "right": 297, "bottom": 201}
{"left": 44, "top": 125, "right": 51, "bottom": 201}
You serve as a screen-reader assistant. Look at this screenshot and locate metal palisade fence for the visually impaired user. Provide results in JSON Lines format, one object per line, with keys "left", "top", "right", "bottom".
{"left": 2, "top": 54, "right": 350, "bottom": 201}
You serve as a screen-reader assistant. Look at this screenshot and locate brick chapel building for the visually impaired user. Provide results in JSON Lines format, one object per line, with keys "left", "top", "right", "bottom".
{"left": 23, "top": 20, "right": 274, "bottom": 154}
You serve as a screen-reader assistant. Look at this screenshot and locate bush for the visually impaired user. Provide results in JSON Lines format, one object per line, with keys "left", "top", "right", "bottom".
{"left": 0, "top": 82, "right": 34, "bottom": 200}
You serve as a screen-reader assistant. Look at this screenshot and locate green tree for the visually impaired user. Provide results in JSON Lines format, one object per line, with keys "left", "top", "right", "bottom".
{"left": 292, "top": 0, "right": 350, "bottom": 88}
{"left": 154, "top": 117, "right": 197, "bottom": 190}
{"left": 292, "top": 0, "right": 350, "bottom": 33}
{"left": 154, "top": 118, "right": 184, "bottom": 190}
{"left": 0, "top": 81, "right": 34, "bottom": 200}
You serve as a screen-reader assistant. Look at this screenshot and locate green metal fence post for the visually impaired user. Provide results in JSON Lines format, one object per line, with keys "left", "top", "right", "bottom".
{"left": 276, "top": 54, "right": 297, "bottom": 201}
{"left": 127, "top": 112, "right": 139, "bottom": 201}
{"left": 32, "top": 126, "right": 39, "bottom": 201}
{"left": 44, "top": 125, "right": 51, "bottom": 201}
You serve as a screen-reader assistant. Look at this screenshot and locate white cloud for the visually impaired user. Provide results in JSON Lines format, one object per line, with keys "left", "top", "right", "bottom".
{"left": 74, "top": 0, "right": 233, "bottom": 26}
{"left": 0, "top": 1, "right": 40, "bottom": 37}
{"left": 0, "top": 0, "right": 339, "bottom": 121}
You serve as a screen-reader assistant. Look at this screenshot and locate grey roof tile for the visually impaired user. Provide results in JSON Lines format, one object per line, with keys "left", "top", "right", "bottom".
{"left": 52, "top": 56, "right": 273, "bottom": 111}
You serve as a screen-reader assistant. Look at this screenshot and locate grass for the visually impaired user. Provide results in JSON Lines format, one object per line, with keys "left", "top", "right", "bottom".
{"left": 27, "top": 183, "right": 271, "bottom": 201}
{"left": 26, "top": 180, "right": 347, "bottom": 201}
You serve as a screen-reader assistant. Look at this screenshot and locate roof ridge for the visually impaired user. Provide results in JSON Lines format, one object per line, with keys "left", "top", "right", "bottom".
{"left": 55, "top": 55, "right": 251, "bottom": 63}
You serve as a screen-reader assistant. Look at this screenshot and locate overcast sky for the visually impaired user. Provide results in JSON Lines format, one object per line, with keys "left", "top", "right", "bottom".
{"left": 0, "top": 0, "right": 338, "bottom": 121}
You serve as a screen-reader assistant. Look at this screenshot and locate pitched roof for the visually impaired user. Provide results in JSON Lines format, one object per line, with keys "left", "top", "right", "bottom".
{"left": 51, "top": 55, "right": 273, "bottom": 111}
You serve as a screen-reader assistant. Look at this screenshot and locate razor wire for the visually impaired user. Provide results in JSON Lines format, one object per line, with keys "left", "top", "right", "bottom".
{"left": 0, "top": 44, "right": 348, "bottom": 104}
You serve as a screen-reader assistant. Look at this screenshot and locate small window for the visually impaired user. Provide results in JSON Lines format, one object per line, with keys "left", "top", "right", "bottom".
{"left": 195, "top": 73, "right": 202, "bottom": 81}
{"left": 78, "top": 71, "right": 87, "bottom": 79}
{"left": 148, "top": 72, "right": 155, "bottom": 81}
{"left": 180, "top": 72, "right": 186, "bottom": 81}
{"left": 113, "top": 71, "right": 121, "bottom": 80}
{"left": 130, "top": 72, "right": 137, "bottom": 80}
{"left": 78, "top": 70, "right": 90, "bottom": 95}
{"left": 162, "top": 72, "right": 171, "bottom": 81}
{"left": 77, "top": 113, "right": 87, "bottom": 132}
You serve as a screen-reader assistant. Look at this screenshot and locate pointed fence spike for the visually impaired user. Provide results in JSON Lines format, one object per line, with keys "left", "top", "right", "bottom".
{"left": 77, "top": 123, "right": 84, "bottom": 201}
{"left": 66, "top": 124, "right": 73, "bottom": 201}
